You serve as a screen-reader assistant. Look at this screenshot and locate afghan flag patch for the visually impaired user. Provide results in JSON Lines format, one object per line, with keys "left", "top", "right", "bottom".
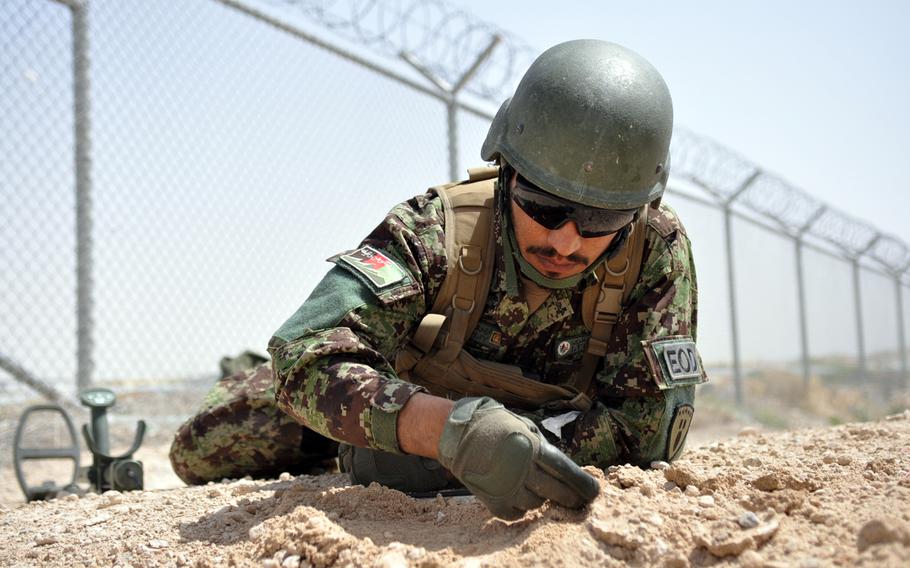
{"left": 337, "top": 245, "right": 408, "bottom": 289}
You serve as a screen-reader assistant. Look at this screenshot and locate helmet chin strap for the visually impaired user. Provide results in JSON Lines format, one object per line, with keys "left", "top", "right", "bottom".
{"left": 498, "top": 175, "right": 623, "bottom": 295}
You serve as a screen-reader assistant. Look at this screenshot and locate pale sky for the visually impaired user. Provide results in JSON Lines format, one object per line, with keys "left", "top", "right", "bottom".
{"left": 450, "top": 0, "right": 910, "bottom": 247}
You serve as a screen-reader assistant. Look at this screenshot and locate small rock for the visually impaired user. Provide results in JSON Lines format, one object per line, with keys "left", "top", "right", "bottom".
{"left": 278, "top": 472, "right": 293, "bottom": 481}
{"left": 249, "top": 524, "right": 265, "bottom": 540}
{"left": 697, "top": 516, "right": 780, "bottom": 557}
{"left": 148, "top": 539, "right": 169, "bottom": 549}
{"left": 738, "top": 512, "right": 760, "bottom": 529}
{"left": 822, "top": 454, "right": 836, "bottom": 464}
{"left": 282, "top": 554, "right": 301, "bottom": 568}
{"left": 743, "top": 457, "right": 762, "bottom": 467}
{"left": 650, "top": 461, "right": 670, "bottom": 470}
{"left": 857, "top": 518, "right": 910, "bottom": 551}
{"left": 700, "top": 508, "right": 724, "bottom": 520}
{"left": 737, "top": 427, "right": 760, "bottom": 437}
{"left": 449, "top": 495, "right": 476, "bottom": 505}
{"left": 84, "top": 513, "right": 111, "bottom": 527}
{"left": 614, "top": 466, "right": 643, "bottom": 488}
{"left": 373, "top": 551, "right": 408, "bottom": 568}
{"left": 740, "top": 550, "right": 764, "bottom": 568}
{"left": 646, "top": 538, "right": 669, "bottom": 560}
{"left": 588, "top": 519, "right": 645, "bottom": 549}
{"left": 206, "top": 488, "right": 223, "bottom": 498}
{"left": 663, "top": 481, "right": 678, "bottom": 492}
{"left": 35, "top": 536, "right": 58, "bottom": 546}
{"left": 62, "top": 493, "right": 80, "bottom": 502}
{"left": 684, "top": 485, "right": 700, "bottom": 497}
{"left": 642, "top": 512, "right": 664, "bottom": 527}
{"left": 406, "top": 547, "right": 426, "bottom": 560}
{"left": 435, "top": 511, "right": 445, "bottom": 523}
{"left": 97, "top": 493, "right": 124, "bottom": 509}
{"left": 698, "top": 495, "right": 715, "bottom": 508}
{"left": 231, "top": 480, "right": 258, "bottom": 496}
{"left": 836, "top": 455, "right": 853, "bottom": 466}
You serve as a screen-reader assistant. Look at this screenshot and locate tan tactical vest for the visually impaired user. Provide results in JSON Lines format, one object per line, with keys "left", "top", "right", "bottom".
{"left": 394, "top": 166, "right": 649, "bottom": 412}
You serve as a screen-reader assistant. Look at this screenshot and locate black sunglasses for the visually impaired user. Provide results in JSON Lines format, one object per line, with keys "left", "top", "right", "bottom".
{"left": 509, "top": 172, "right": 637, "bottom": 238}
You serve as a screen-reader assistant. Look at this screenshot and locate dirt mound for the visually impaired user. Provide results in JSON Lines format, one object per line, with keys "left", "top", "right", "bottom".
{"left": 1, "top": 411, "right": 909, "bottom": 567}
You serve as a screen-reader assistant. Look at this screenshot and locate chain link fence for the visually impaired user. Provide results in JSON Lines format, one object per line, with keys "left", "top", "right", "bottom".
{"left": 2, "top": 0, "right": 909, "bottom": 436}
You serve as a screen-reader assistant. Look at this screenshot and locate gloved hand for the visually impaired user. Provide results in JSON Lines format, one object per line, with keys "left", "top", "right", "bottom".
{"left": 436, "top": 397, "right": 600, "bottom": 520}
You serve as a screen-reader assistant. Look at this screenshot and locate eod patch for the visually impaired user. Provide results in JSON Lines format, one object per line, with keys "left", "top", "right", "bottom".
{"left": 641, "top": 335, "right": 708, "bottom": 390}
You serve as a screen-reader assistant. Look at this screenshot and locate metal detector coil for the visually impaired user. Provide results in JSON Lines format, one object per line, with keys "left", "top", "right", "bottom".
{"left": 13, "top": 405, "right": 81, "bottom": 502}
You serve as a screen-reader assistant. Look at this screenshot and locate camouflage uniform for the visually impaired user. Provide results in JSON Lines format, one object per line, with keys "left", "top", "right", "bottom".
{"left": 170, "top": 186, "right": 698, "bottom": 484}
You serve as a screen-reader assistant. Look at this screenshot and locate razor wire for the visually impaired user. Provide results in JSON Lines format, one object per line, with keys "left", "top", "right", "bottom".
{"left": 670, "top": 127, "right": 910, "bottom": 278}
{"left": 259, "top": 0, "right": 536, "bottom": 102}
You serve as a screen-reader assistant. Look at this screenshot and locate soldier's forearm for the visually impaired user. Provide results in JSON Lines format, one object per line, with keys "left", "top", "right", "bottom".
{"left": 397, "top": 392, "right": 454, "bottom": 459}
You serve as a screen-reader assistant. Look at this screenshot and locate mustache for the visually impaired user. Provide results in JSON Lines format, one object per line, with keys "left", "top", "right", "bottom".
{"left": 525, "top": 246, "right": 588, "bottom": 265}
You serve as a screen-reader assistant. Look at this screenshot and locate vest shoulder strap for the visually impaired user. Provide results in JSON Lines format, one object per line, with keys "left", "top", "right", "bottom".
{"left": 571, "top": 204, "right": 652, "bottom": 396}
{"left": 425, "top": 168, "right": 498, "bottom": 363}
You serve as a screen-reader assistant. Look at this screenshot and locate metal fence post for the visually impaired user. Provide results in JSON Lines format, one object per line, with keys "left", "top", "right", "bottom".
{"left": 851, "top": 235, "right": 880, "bottom": 383}
{"left": 400, "top": 35, "right": 500, "bottom": 180}
{"left": 446, "top": 100, "right": 459, "bottom": 182}
{"left": 895, "top": 271, "right": 909, "bottom": 392}
{"left": 70, "top": 0, "right": 94, "bottom": 392}
{"left": 794, "top": 240, "right": 810, "bottom": 389}
{"left": 794, "top": 206, "right": 826, "bottom": 391}
{"left": 850, "top": 259, "right": 867, "bottom": 381}
{"left": 723, "top": 171, "right": 759, "bottom": 406}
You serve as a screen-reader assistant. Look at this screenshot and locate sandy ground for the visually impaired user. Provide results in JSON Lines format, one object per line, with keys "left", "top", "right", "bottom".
{"left": 1, "top": 410, "right": 908, "bottom": 567}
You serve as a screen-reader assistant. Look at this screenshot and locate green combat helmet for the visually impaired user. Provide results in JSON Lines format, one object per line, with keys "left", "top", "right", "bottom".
{"left": 482, "top": 39, "right": 673, "bottom": 209}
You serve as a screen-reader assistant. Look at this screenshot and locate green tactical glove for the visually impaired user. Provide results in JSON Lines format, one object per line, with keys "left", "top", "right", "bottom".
{"left": 437, "top": 397, "right": 600, "bottom": 520}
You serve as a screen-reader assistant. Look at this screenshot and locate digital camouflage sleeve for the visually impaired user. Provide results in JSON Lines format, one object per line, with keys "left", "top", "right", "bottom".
{"left": 267, "top": 191, "right": 699, "bottom": 469}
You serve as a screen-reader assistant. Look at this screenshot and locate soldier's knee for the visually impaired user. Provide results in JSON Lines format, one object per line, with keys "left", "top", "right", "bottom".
{"left": 169, "top": 409, "right": 247, "bottom": 485}
{"left": 169, "top": 417, "right": 210, "bottom": 485}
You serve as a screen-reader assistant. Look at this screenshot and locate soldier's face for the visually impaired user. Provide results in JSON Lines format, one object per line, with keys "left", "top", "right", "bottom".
{"left": 508, "top": 173, "right": 619, "bottom": 279}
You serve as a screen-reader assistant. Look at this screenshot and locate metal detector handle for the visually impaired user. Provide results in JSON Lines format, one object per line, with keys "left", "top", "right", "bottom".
{"left": 82, "top": 419, "right": 146, "bottom": 461}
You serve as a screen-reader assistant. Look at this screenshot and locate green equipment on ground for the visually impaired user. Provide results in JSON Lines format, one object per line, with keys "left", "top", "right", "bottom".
{"left": 80, "top": 387, "right": 146, "bottom": 493}
{"left": 13, "top": 387, "right": 146, "bottom": 501}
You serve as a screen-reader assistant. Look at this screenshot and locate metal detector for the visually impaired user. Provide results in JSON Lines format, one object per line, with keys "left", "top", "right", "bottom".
{"left": 12, "top": 387, "right": 146, "bottom": 500}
